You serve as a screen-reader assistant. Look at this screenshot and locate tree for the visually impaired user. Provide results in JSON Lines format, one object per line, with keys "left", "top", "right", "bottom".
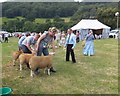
{"left": 96, "top": 8, "right": 118, "bottom": 29}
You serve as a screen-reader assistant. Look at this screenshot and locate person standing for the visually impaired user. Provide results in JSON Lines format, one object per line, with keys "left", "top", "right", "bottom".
{"left": 21, "top": 34, "right": 40, "bottom": 54}
{"left": 4, "top": 33, "right": 9, "bottom": 43}
{"left": 83, "top": 30, "right": 94, "bottom": 56}
{"left": 0, "top": 34, "right": 2, "bottom": 43}
{"left": 55, "top": 31, "right": 61, "bottom": 48}
{"left": 2, "top": 33, "right": 4, "bottom": 41}
{"left": 60, "top": 31, "right": 66, "bottom": 47}
{"left": 76, "top": 31, "right": 80, "bottom": 43}
{"left": 64, "top": 29, "right": 76, "bottom": 63}
{"left": 36, "top": 27, "right": 57, "bottom": 72}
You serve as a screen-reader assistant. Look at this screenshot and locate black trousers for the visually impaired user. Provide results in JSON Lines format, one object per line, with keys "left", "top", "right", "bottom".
{"left": 4, "top": 37, "right": 8, "bottom": 43}
{"left": 66, "top": 44, "right": 76, "bottom": 63}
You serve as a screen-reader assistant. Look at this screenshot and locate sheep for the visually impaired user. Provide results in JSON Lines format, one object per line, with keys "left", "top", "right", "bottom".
{"left": 29, "top": 55, "right": 53, "bottom": 77}
{"left": 12, "top": 50, "right": 23, "bottom": 66}
{"left": 19, "top": 53, "right": 35, "bottom": 71}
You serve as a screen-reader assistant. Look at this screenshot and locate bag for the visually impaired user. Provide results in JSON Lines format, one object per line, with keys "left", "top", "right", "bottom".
{"left": 82, "top": 40, "right": 86, "bottom": 47}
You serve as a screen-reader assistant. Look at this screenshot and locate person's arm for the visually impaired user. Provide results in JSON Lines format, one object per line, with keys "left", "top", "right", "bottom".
{"left": 26, "top": 42, "right": 33, "bottom": 52}
{"left": 36, "top": 33, "right": 46, "bottom": 51}
{"left": 33, "top": 44, "right": 37, "bottom": 52}
{"left": 72, "top": 35, "right": 76, "bottom": 49}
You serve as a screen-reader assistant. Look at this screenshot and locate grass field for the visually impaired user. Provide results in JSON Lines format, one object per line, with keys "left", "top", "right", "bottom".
{"left": 1, "top": 17, "right": 71, "bottom": 24}
{"left": 1, "top": 37, "right": 118, "bottom": 94}
{"left": 34, "top": 17, "right": 70, "bottom": 24}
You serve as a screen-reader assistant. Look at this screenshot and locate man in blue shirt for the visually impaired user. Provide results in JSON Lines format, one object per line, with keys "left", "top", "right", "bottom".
{"left": 18, "top": 33, "right": 30, "bottom": 51}
{"left": 64, "top": 29, "right": 76, "bottom": 63}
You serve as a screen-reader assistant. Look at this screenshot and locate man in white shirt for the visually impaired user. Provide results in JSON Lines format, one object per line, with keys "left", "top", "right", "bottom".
{"left": 4, "top": 33, "right": 9, "bottom": 43}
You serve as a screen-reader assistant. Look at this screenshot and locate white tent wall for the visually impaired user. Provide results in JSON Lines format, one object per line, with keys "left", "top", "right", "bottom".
{"left": 102, "top": 29, "right": 110, "bottom": 39}
{"left": 0, "top": 31, "right": 8, "bottom": 34}
{"left": 78, "top": 29, "right": 89, "bottom": 40}
{"left": 77, "top": 28, "right": 110, "bottom": 40}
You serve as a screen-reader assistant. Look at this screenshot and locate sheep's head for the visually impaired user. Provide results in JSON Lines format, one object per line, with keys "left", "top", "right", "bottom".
{"left": 19, "top": 50, "right": 23, "bottom": 54}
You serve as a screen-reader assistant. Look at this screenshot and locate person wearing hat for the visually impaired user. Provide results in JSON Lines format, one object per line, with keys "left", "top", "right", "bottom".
{"left": 83, "top": 30, "right": 95, "bottom": 56}
{"left": 36, "top": 27, "right": 57, "bottom": 72}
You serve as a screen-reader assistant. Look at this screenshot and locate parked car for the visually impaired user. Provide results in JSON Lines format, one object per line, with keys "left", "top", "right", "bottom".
{"left": 109, "top": 30, "right": 119, "bottom": 39}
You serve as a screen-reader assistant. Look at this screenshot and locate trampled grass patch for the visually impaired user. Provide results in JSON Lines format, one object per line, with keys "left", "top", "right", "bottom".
{"left": 1, "top": 37, "right": 118, "bottom": 94}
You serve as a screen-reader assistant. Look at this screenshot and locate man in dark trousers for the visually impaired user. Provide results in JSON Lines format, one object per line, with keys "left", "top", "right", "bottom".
{"left": 64, "top": 29, "right": 76, "bottom": 63}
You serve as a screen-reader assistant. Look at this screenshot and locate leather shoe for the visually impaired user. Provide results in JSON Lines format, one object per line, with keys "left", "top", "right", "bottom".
{"left": 50, "top": 67, "right": 56, "bottom": 72}
{"left": 72, "top": 61, "right": 76, "bottom": 64}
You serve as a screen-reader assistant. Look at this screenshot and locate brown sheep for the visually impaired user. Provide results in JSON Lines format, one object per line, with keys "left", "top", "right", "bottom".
{"left": 29, "top": 55, "right": 53, "bottom": 77}
{"left": 13, "top": 50, "right": 23, "bottom": 66}
{"left": 19, "top": 53, "right": 35, "bottom": 71}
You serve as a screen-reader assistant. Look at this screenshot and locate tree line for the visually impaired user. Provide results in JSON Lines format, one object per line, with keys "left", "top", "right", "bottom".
{"left": 2, "top": 2, "right": 119, "bottom": 33}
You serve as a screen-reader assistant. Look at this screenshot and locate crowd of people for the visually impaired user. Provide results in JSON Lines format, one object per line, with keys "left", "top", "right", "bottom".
{"left": 17, "top": 27, "right": 95, "bottom": 74}
{"left": 1, "top": 27, "right": 95, "bottom": 74}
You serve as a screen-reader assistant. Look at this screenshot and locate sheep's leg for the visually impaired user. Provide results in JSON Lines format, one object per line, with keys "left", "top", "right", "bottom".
{"left": 20, "top": 64, "right": 22, "bottom": 71}
{"left": 13, "top": 60, "right": 16, "bottom": 66}
{"left": 43, "top": 68, "right": 46, "bottom": 74}
{"left": 30, "top": 70, "right": 34, "bottom": 77}
{"left": 48, "top": 69, "right": 50, "bottom": 76}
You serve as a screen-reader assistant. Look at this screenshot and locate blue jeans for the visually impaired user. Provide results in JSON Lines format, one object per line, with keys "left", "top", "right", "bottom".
{"left": 37, "top": 46, "right": 49, "bottom": 56}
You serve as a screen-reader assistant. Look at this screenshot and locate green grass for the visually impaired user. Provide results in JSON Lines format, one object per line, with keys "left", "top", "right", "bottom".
{"left": 34, "top": 18, "right": 47, "bottom": 24}
{"left": 61, "top": 17, "right": 70, "bottom": 22}
{"left": 1, "top": 17, "right": 26, "bottom": 23}
{"left": 34, "top": 17, "right": 70, "bottom": 24}
{"left": 1, "top": 17, "right": 70, "bottom": 24}
{"left": 1, "top": 38, "right": 118, "bottom": 94}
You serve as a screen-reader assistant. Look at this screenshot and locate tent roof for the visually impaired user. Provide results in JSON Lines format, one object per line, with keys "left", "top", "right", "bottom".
{"left": 0, "top": 31, "right": 8, "bottom": 33}
{"left": 71, "top": 19, "right": 111, "bottom": 30}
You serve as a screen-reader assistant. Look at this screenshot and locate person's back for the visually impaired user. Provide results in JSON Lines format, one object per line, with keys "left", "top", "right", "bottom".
{"left": 40, "top": 32, "right": 54, "bottom": 48}
{"left": 22, "top": 36, "right": 35, "bottom": 46}
{"left": 21, "top": 34, "right": 40, "bottom": 54}
{"left": 18, "top": 36, "right": 26, "bottom": 46}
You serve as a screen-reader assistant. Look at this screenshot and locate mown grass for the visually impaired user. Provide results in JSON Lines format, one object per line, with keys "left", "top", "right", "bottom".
{"left": 1, "top": 37, "right": 118, "bottom": 94}
{"left": 1, "top": 17, "right": 70, "bottom": 25}
{"left": 34, "top": 17, "right": 70, "bottom": 24}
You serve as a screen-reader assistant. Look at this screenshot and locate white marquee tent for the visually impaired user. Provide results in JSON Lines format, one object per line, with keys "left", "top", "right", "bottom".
{"left": 0, "top": 31, "right": 8, "bottom": 34}
{"left": 71, "top": 19, "right": 111, "bottom": 40}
